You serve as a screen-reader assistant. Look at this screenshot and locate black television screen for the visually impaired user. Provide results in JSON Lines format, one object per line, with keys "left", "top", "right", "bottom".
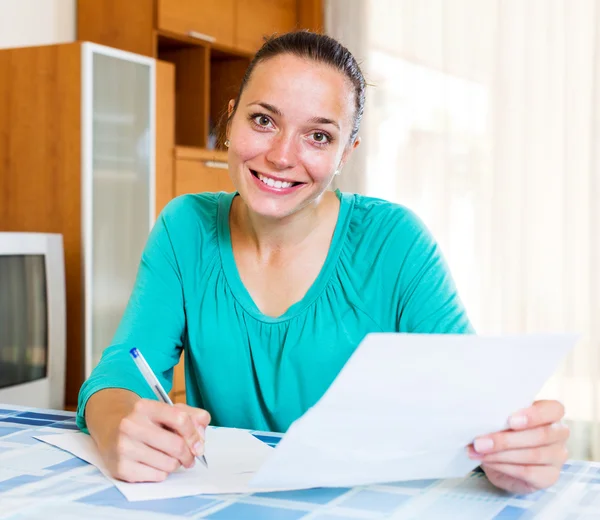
{"left": 0, "top": 255, "right": 48, "bottom": 389}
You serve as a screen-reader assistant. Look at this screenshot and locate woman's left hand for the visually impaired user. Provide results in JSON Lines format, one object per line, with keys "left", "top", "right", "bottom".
{"left": 468, "top": 400, "right": 569, "bottom": 494}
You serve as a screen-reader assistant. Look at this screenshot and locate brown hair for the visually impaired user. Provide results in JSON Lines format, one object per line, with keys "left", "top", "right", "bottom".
{"left": 226, "top": 30, "right": 366, "bottom": 145}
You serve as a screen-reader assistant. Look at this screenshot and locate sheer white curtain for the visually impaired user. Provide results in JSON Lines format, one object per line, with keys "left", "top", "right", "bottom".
{"left": 327, "top": 0, "right": 600, "bottom": 456}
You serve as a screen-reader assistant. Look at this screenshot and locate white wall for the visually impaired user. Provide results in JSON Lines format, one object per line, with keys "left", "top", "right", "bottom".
{"left": 0, "top": 0, "right": 75, "bottom": 49}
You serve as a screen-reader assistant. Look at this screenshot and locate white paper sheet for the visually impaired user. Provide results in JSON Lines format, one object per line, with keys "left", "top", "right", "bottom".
{"left": 36, "top": 333, "right": 578, "bottom": 500}
{"left": 249, "top": 333, "right": 578, "bottom": 489}
{"left": 35, "top": 427, "right": 275, "bottom": 501}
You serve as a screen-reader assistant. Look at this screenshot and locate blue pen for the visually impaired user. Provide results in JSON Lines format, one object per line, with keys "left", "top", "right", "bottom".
{"left": 129, "top": 347, "right": 208, "bottom": 468}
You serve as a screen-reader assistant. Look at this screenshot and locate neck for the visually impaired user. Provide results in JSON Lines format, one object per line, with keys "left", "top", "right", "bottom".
{"left": 231, "top": 191, "right": 338, "bottom": 257}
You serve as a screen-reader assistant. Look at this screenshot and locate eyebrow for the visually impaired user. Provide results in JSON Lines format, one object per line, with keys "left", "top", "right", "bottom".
{"left": 247, "top": 101, "right": 341, "bottom": 131}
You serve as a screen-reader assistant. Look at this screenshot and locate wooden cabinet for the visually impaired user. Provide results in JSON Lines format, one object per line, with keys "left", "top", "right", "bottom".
{"left": 157, "top": 0, "right": 235, "bottom": 48}
{"left": 235, "top": 0, "right": 297, "bottom": 54}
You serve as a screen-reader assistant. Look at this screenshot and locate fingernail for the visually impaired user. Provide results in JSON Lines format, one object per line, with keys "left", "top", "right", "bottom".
{"left": 474, "top": 438, "right": 494, "bottom": 453}
{"left": 467, "top": 446, "right": 483, "bottom": 459}
{"left": 197, "top": 427, "right": 205, "bottom": 442}
{"left": 194, "top": 441, "right": 204, "bottom": 456}
{"left": 509, "top": 415, "right": 528, "bottom": 429}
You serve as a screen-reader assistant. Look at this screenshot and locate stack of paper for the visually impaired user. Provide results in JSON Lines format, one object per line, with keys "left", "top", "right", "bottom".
{"left": 37, "top": 332, "right": 578, "bottom": 501}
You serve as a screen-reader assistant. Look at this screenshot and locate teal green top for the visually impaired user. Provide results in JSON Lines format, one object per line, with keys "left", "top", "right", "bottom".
{"left": 76, "top": 190, "right": 473, "bottom": 434}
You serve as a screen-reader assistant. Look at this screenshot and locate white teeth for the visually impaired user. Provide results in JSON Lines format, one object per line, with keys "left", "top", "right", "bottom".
{"left": 257, "top": 172, "right": 294, "bottom": 189}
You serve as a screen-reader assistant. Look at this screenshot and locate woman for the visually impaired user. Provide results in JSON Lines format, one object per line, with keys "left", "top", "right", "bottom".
{"left": 78, "top": 31, "right": 569, "bottom": 494}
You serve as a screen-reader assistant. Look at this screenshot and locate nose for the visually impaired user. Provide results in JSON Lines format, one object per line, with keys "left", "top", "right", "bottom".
{"left": 265, "top": 132, "right": 298, "bottom": 170}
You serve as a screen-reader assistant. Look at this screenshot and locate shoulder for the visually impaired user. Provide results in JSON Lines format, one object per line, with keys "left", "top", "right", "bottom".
{"left": 151, "top": 192, "right": 224, "bottom": 262}
{"left": 346, "top": 192, "right": 434, "bottom": 254}
{"left": 160, "top": 192, "right": 222, "bottom": 227}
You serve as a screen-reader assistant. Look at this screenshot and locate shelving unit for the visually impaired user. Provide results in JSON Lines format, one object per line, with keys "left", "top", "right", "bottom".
{"left": 78, "top": 0, "right": 323, "bottom": 154}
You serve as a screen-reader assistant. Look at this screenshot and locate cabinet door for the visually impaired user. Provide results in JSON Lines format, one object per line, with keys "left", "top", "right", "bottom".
{"left": 175, "top": 157, "right": 235, "bottom": 196}
{"left": 83, "top": 44, "right": 155, "bottom": 375}
{"left": 157, "top": 0, "right": 235, "bottom": 48}
{"left": 77, "top": 0, "right": 155, "bottom": 57}
{"left": 235, "top": 0, "right": 297, "bottom": 54}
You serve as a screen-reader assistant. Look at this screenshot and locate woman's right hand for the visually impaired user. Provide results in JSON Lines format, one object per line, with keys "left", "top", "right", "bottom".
{"left": 88, "top": 392, "right": 211, "bottom": 483}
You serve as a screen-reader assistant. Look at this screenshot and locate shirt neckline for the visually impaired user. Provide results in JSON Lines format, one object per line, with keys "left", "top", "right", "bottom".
{"left": 217, "top": 189, "right": 354, "bottom": 324}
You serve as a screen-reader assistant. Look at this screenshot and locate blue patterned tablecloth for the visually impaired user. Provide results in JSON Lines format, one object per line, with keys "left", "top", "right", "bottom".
{"left": 0, "top": 404, "right": 597, "bottom": 519}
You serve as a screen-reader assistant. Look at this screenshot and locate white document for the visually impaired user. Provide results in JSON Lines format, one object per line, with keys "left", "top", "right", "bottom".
{"left": 35, "top": 427, "right": 275, "bottom": 501}
{"left": 249, "top": 333, "right": 578, "bottom": 489}
{"left": 36, "top": 333, "right": 578, "bottom": 499}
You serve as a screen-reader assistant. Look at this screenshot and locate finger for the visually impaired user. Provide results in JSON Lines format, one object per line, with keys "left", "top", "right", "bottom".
{"left": 135, "top": 400, "right": 203, "bottom": 457}
{"left": 508, "top": 400, "right": 565, "bottom": 430}
{"left": 174, "top": 404, "right": 211, "bottom": 436}
{"left": 473, "top": 422, "right": 569, "bottom": 455}
{"left": 120, "top": 415, "right": 197, "bottom": 468}
{"left": 111, "top": 458, "right": 168, "bottom": 483}
{"left": 482, "top": 462, "right": 561, "bottom": 490}
{"left": 128, "top": 439, "right": 183, "bottom": 474}
{"left": 468, "top": 443, "right": 568, "bottom": 467}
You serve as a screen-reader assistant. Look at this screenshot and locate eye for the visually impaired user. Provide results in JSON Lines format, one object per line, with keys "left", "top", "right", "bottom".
{"left": 309, "top": 131, "right": 332, "bottom": 146}
{"left": 250, "top": 113, "right": 273, "bottom": 128}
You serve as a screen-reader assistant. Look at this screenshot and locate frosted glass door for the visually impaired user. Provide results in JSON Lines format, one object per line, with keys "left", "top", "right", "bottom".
{"left": 85, "top": 46, "right": 154, "bottom": 373}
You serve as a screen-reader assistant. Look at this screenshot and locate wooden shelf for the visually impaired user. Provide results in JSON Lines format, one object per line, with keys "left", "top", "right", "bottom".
{"left": 156, "top": 29, "right": 212, "bottom": 52}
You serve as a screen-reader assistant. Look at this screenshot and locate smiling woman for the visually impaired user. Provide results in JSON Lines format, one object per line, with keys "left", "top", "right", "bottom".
{"left": 76, "top": 31, "right": 568, "bottom": 494}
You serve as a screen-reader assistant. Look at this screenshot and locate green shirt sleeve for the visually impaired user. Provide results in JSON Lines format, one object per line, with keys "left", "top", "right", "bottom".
{"left": 393, "top": 209, "right": 474, "bottom": 334}
{"left": 76, "top": 200, "right": 187, "bottom": 432}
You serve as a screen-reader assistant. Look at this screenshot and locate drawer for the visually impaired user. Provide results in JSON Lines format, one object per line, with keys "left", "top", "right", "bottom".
{"left": 235, "top": 0, "right": 297, "bottom": 54}
{"left": 157, "top": 0, "right": 235, "bottom": 47}
{"left": 174, "top": 148, "right": 234, "bottom": 196}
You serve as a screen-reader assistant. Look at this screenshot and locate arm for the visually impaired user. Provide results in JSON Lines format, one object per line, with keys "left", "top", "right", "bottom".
{"left": 77, "top": 198, "right": 209, "bottom": 481}
{"left": 391, "top": 211, "right": 568, "bottom": 494}
{"left": 392, "top": 211, "right": 474, "bottom": 334}
{"left": 77, "top": 205, "right": 186, "bottom": 430}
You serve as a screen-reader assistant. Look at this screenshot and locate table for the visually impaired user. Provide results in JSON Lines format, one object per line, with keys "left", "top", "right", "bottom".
{"left": 0, "top": 405, "right": 598, "bottom": 519}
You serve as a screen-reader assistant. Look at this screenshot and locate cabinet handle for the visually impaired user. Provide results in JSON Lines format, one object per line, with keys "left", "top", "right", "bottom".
{"left": 187, "top": 30, "right": 216, "bottom": 43}
{"left": 205, "top": 160, "right": 228, "bottom": 170}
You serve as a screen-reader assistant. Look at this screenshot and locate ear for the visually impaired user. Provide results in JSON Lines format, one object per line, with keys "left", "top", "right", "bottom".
{"left": 337, "top": 136, "right": 361, "bottom": 172}
{"left": 227, "top": 99, "right": 236, "bottom": 117}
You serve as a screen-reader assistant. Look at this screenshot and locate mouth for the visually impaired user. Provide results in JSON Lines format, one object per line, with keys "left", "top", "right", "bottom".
{"left": 250, "top": 169, "right": 304, "bottom": 190}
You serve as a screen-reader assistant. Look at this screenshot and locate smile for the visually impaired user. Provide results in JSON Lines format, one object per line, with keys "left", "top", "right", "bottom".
{"left": 250, "top": 169, "right": 303, "bottom": 190}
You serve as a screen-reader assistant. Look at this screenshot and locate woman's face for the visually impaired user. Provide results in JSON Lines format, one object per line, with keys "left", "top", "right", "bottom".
{"left": 227, "top": 54, "right": 359, "bottom": 220}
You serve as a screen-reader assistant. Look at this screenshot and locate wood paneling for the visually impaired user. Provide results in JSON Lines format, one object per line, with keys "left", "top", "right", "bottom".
{"left": 235, "top": 0, "right": 297, "bottom": 53}
{"left": 0, "top": 43, "right": 83, "bottom": 408}
{"left": 297, "top": 0, "right": 324, "bottom": 32}
{"left": 159, "top": 46, "right": 210, "bottom": 148}
{"left": 77, "top": 0, "right": 155, "bottom": 57}
{"left": 155, "top": 60, "right": 175, "bottom": 215}
{"left": 157, "top": 0, "right": 235, "bottom": 48}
